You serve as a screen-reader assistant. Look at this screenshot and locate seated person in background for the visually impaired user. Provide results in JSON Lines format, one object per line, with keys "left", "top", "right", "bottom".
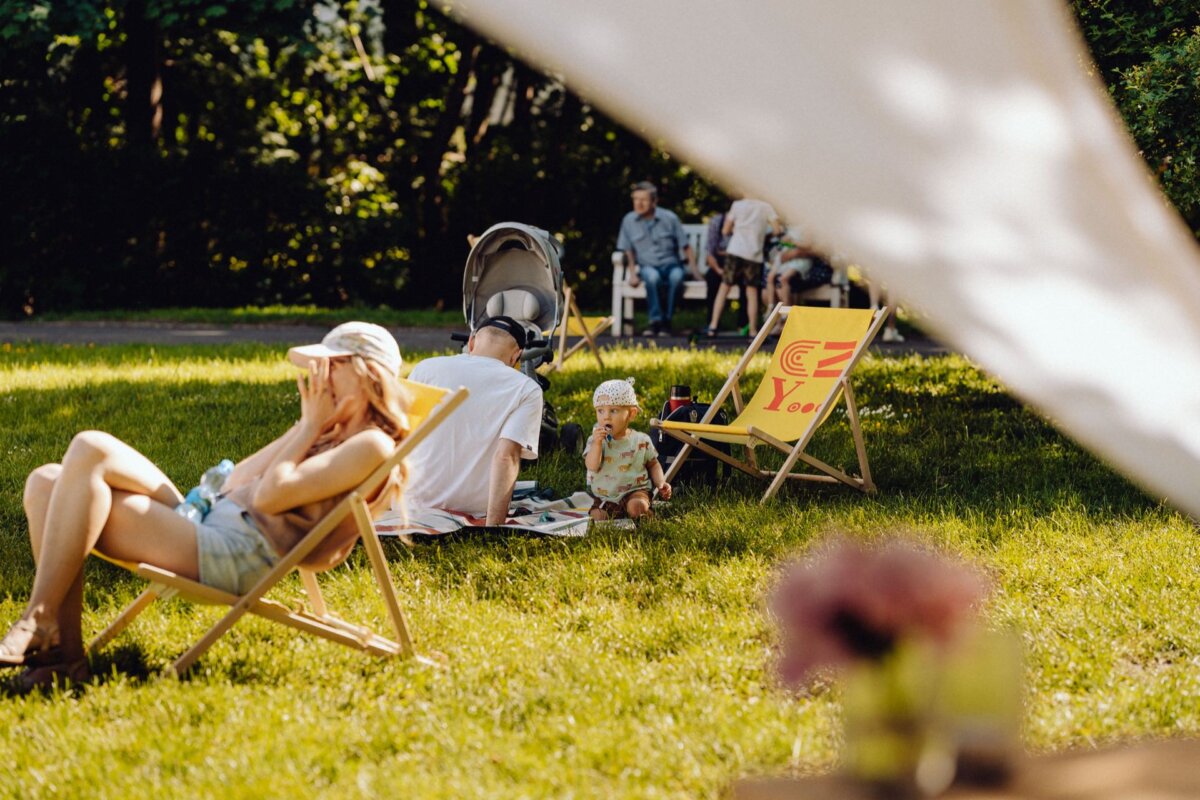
{"left": 617, "top": 181, "right": 699, "bottom": 336}
{"left": 404, "top": 316, "right": 542, "bottom": 525}
{"left": 585, "top": 378, "right": 671, "bottom": 522}
{"left": 765, "top": 225, "right": 833, "bottom": 315}
{"left": 1, "top": 322, "right": 411, "bottom": 689}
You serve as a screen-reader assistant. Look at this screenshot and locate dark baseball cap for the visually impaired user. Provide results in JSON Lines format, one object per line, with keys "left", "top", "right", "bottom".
{"left": 477, "top": 315, "right": 528, "bottom": 349}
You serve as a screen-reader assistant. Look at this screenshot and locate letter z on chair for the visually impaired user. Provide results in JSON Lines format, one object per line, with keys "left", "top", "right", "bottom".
{"left": 88, "top": 380, "right": 469, "bottom": 677}
{"left": 651, "top": 304, "right": 886, "bottom": 501}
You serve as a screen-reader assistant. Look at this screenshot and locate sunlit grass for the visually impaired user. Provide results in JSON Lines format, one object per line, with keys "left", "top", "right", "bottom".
{"left": 0, "top": 342, "right": 1194, "bottom": 799}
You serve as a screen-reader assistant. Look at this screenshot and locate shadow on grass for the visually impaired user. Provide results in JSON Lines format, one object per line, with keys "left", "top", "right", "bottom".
{"left": 0, "top": 641, "right": 157, "bottom": 699}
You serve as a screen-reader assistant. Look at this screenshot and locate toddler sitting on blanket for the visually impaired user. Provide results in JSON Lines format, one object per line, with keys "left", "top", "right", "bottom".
{"left": 584, "top": 377, "right": 671, "bottom": 521}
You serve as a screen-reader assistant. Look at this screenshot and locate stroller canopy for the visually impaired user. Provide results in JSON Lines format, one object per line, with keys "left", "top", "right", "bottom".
{"left": 463, "top": 222, "right": 563, "bottom": 337}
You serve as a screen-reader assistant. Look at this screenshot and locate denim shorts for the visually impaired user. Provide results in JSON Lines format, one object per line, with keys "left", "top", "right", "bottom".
{"left": 194, "top": 497, "right": 280, "bottom": 595}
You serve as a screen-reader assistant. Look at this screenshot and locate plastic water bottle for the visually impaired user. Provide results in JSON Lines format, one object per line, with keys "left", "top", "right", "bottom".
{"left": 174, "top": 458, "right": 235, "bottom": 523}
{"left": 175, "top": 487, "right": 206, "bottom": 525}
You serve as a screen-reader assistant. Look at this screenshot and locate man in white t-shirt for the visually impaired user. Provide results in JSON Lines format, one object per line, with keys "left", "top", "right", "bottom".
{"left": 704, "top": 196, "right": 781, "bottom": 338}
{"left": 405, "top": 316, "right": 543, "bottom": 524}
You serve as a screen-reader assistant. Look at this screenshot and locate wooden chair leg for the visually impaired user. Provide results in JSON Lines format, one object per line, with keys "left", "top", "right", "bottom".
{"left": 88, "top": 586, "right": 166, "bottom": 654}
{"left": 570, "top": 295, "right": 605, "bottom": 369}
{"left": 553, "top": 288, "right": 571, "bottom": 371}
{"left": 758, "top": 418, "right": 824, "bottom": 502}
{"left": 299, "top": 568, "right": 327, "bottom": 616}
{"left": 351, "top": 494, "right": 417, "bottom": 659}
{"left": 662, "top": 440, "right": 694, "bottom": 484}
{"left": 842, "top": 379, "right": 875, "bottom": 493}
{"left": 168, "top": 540, "right": 312, "bottom": 675}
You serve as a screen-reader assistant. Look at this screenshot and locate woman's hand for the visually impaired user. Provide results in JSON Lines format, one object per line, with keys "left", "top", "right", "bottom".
{"left": 297, "top": 358, "right": 336, "bottom": 432}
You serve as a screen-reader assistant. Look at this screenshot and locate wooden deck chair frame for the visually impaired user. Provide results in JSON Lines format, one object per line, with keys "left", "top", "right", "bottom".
{"left": 546, "top": 285, "right": 613, "bottom": 371}
{"left": 652, "top": 304, "right": 887, "bottom": 502}
{"left": 88, "top": 381, "right": 469, "bottom": 677}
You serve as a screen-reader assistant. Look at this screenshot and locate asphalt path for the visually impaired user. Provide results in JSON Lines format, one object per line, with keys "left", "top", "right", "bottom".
{"left": 0, "top": 320, "right": 949, "bottom": 356}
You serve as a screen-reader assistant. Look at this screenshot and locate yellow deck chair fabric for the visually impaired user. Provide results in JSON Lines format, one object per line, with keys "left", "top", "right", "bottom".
{"left": 88, "top": 379, "right": 468, "bottom": 676}
{"left": 545, "top": 285, "right": 612, "bottom": 371}
{"left": 652, "top": 304, "right": 886, "bottom": 500}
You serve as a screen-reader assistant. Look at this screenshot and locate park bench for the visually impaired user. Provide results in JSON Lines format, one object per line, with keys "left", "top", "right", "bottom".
{"left": 609, "top": 223, "right": 849, "bottom": 336}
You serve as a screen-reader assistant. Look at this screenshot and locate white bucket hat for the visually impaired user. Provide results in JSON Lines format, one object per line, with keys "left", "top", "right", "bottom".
{"left": 593, "top": 377, "right": 638, "bottom": 408}
{"left": 288, "top": 321, "right": 403, "bottom": 376}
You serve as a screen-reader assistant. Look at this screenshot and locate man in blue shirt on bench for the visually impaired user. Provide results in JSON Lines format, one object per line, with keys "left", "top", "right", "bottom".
{"left": 617, "top": 181, "right": 696, "bottom": 336}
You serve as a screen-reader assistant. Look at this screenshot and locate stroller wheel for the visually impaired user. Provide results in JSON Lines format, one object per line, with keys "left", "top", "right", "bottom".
{"left": 559, "top": 423, "right": 583, "bottom": 455}
{"left": 538, "top": 425, "right": 559, "bottom": 457}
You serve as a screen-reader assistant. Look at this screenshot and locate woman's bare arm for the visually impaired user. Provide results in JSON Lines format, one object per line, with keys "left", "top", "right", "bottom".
{"left": 222, "top": 423, "right": 302, "bottom": 492}
{"left": 252, "top": 426, "right": 393, "bottom": 514}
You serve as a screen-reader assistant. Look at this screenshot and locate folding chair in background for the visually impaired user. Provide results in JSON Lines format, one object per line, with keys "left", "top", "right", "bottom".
{"left": 88, "top": 379, "right": 469, "bottom": 677}
{"left": 651, "top": 304, "right": 886, "bottom": 501}
{"left": 544, "top": 285, "right": 613, "bottom": 371}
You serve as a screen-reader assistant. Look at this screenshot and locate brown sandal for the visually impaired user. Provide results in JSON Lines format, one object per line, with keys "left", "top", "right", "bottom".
{"left": 15, "top": 659, "right": 91, "bottom": 693}
{"left": 0, "top": 618, "right": 61, "bottom": 667}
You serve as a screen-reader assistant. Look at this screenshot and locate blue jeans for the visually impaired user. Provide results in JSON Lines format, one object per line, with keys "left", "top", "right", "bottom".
{"left": 640, "top": 262, "right": 686, "bottom": 324}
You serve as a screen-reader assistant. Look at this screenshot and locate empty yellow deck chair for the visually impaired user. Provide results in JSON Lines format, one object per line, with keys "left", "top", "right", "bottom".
{"left": 545, "top": 285, "right": 613, "bottom": 371}
{"left": 88, "top": 379, "right": 468, "bottom": 677}
{"left": 652, "top": 304, "right": 886, "bottom": 501}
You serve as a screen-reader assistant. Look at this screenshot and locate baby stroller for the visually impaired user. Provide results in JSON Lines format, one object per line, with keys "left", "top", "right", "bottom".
{"left": 457, "top": 221, "right": 583, "bottom": 456}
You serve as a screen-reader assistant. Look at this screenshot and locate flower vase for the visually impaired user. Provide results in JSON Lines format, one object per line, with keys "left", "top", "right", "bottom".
{"left": 841, "top": 642, "right": 956, "bottom": 798}
{"left": 939, "top": 627, "right": 1023, "bottom": 787}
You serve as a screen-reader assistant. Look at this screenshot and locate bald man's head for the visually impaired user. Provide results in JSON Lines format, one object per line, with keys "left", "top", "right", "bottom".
{"left": 470, "top": 325, "right": 522, "bottom": 366}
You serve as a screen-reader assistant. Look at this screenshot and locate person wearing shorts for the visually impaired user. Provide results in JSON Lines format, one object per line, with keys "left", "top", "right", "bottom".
{"left": 704, "top": 195, "right": 781, "bottom": 338}
{"left": 722, "top": 253, "right": 762, "bottom": 288}
{"left": 1, "top": 321, "right": 413, "bottom": 690}
{"left": 589, "top": 489, "right": 654, "bottom": 520}
{"left": 193, "top": 496, "right": 281, "bottom": 594}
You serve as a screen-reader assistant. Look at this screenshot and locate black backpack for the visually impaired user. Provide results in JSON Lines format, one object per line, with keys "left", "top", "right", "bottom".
{"left": 653, "top": 401, "right": 731, "bottom": 488}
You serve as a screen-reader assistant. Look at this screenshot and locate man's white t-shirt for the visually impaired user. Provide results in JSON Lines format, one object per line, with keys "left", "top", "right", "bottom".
{"left": 725, "top": 198, "right": 779, "bottom": 263}
{"left": 405, "top": 353, "right": 543, "bottom": 517}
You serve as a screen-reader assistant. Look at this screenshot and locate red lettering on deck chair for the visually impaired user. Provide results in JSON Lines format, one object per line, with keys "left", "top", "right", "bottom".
{"left": 812, "top": 341, "right": 857, "bottom": 377}
{"left": 763, "top": 377, "right": 807, "bottom": 411}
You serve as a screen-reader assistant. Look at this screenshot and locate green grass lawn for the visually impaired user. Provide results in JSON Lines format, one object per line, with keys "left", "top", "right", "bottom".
{"left": 0, "top": 341, "right": 1195, "bottom": 799}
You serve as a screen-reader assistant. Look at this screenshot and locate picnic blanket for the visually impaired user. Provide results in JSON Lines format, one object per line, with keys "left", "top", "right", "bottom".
{"left": 375, "top": 487, "right": 623, "bottom": 543}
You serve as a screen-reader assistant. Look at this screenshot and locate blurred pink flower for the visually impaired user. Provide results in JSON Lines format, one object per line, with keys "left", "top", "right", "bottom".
{"left": 770, "top": 536, "right": 989, "bottom": 687}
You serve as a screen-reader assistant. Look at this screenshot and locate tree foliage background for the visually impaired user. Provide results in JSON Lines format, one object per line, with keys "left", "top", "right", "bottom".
{"left": 0, "top": 0, "right": 1196, "bottom": 317}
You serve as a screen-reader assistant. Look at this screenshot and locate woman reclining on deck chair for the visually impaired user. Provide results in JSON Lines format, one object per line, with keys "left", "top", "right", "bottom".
{"left": 0, "top": 321, "right": 411, "bottom": 690}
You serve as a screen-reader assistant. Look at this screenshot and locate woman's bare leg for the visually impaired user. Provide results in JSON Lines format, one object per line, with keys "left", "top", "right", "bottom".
{"left": 25, "top": 463, "right": 202, "bottom": 657}
{"left": 22, "top": 431, "right": 192, "bottom": 629}
{"left": 24, "top": 464, "right": 85, "bottom": 658}
{"left": 746, "top": 286, "right": 760, "bottom": 337}
{"left": 707, "top": 283, "right": 732, "bottom": 331}
{"left": 762, "top": 269, "right": 777, "bottom": 310}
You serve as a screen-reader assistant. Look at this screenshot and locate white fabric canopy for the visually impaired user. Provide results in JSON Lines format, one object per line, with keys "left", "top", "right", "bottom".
{"left": 445, "top": 0, "right": 1200, "bottom": 516}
